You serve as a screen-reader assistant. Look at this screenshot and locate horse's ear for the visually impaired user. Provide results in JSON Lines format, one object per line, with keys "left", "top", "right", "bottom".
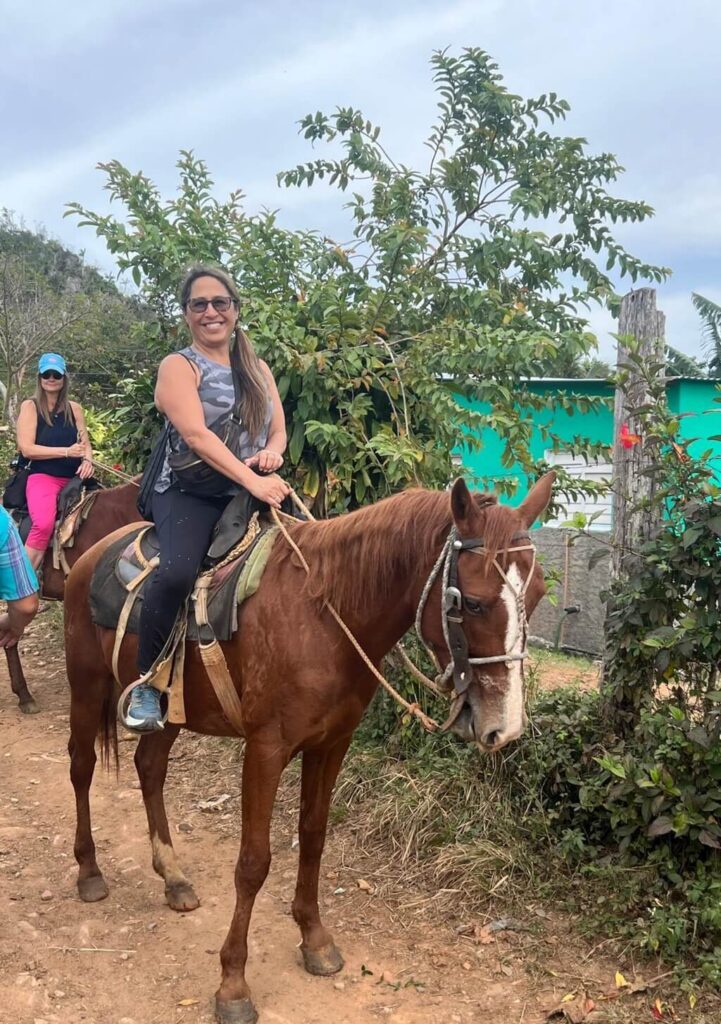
{"left": 451, "top": 478, "right": 474, "bottom": 529}
{"left": 518, "top": 471, "right": 556, "bottom": 528}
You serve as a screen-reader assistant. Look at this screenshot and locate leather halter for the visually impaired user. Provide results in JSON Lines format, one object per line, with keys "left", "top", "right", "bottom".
{"left": 416, "top": 526, "right": 537, "bottom": 709}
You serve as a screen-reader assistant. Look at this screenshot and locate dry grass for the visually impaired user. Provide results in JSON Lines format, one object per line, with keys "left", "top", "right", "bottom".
{"left": 333, "top": 746, "right": 557, "bottom": 916}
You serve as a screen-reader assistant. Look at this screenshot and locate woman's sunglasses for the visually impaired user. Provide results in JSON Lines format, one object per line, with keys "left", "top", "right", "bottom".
{"left": 40, "top": 370, "right": 64, "bottom": 380}
{"left": 187, "top": 297, "right": 236, "bottom": 314}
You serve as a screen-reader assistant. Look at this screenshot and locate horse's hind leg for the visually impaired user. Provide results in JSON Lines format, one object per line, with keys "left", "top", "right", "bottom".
{"left": 292, "top": 737, "right": 351, "bottom": 976}
{"left": 134, "top": 727, "right": 200, "bottom": 912}
{"left": 69, "top": 672, "right": 112, "bottom": 903}
{"left": 6, "top": 645, "right": 38, "bottom": 713}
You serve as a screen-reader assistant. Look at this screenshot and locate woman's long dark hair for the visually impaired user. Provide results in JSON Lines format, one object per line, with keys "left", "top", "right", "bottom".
{"left": 179, "top": 265, "right": 268, "bottom": 441}
{"left": 33, "top": 373, "right": 75, "bottom": 428}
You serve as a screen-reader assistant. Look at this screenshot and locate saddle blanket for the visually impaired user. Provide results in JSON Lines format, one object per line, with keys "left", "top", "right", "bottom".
{"left": 89, "top": 521, "right": 278, "bottom": 642}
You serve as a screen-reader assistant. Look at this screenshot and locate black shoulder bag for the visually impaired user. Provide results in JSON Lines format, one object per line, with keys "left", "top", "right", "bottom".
{"left": 2, "top": 453, "right": 31, "bottom": 511}
{"left": 167, "top": 362, "right": 245, "bottom": 498}
{"left": 3, "top": 399, "right": 36, "bottom": 511}
{"left": 136, "top": 423, "right": 171, "bottom": 520}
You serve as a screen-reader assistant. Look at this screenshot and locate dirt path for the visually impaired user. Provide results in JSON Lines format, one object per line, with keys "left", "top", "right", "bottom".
{"left": 0, "top": 631, "right": 707, "bottom": 1024}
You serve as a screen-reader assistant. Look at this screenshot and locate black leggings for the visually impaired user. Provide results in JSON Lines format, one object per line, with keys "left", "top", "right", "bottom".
{"left": 137, "top": 486, "right": 232, "bottom": 674}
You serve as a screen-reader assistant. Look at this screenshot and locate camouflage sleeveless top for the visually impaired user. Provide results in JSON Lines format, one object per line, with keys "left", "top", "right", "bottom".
{"left": 155, "top": 346, "right": 272, "bottom": 495}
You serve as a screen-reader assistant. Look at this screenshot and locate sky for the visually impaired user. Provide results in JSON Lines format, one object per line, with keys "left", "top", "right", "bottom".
{"left": 2, "top": 0, "right": 720, "bottom": 364}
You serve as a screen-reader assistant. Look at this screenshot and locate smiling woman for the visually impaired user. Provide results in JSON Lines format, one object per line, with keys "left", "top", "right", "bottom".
{"left": 121, "top": 265, "right": 290, "bottom": 733}
{"left": 15, "top": 352, "right": 93, "bottom": 571}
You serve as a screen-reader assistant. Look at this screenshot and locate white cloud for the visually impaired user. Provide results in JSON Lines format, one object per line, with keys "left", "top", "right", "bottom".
{"left": 3, "top": 0, "right": 719, "bottom": 310}
{"left": 1, "top": 0, "right": 191, "bottom": 64}
{"left": 629, "top": 174, "right": 721, "bottom": 252}
{"left": 0, "top": 0, "right": 493, "bottom": 214}
{"left": 584, "top": 285, "right": 721, "bottom": 366}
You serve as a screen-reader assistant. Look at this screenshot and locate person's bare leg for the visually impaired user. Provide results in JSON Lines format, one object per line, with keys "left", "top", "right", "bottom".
{"left": 24, "top": 546, "right": 45, "bottom": 571}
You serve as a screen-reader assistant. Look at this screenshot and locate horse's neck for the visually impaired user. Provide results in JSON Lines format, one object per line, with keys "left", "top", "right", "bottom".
{"left": 315, "top": 500, "right": 448, "bottom": 662}
{"left": 97, "top": 486, "right": 141, "bottom": 529}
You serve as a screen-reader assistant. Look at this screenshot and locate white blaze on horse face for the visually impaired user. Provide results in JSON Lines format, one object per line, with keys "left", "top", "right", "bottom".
{"left": 499, "top": 563, "right": 525, "bottom": 740}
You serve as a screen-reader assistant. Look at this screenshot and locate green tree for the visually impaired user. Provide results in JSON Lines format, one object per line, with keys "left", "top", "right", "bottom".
{"left": 68, "top": 49, "right": 666, "bottom": 512}
{"left": 0, "top": 214, "right": 149, "bottom": 419}
{"left": 0, "top": 253, "right": 90, "bottom": 421}
{"left": 692, "top": 292, "right": 721, "bottom": 376}
{"left": 666, "top": 343, "right": 706, "bottom": 378}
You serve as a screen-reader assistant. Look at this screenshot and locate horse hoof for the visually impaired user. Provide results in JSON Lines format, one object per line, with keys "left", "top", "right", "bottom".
{"left": 165, "top": 882, "right": 200, "bottom": 912}
{"left": 78, "top": 875, "right": 109, "bottom": 902}
{"left": 215, "top": 997, "right": 258, "bottom": 1024}
{"left": 19, "top": 699, "right": 40, "bottom": 715}
{"left": 301, "top": 943, "right": 344, "bottom": 976}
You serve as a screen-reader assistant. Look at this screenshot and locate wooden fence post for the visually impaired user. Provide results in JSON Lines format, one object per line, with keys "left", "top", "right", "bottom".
{"left": 611, "top": 288, "right": 666, "bottom": 578}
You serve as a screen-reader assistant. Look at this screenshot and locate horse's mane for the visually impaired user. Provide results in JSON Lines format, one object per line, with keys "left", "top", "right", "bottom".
{"left": 283, "top": 488, "right": 523, "bottom": 616}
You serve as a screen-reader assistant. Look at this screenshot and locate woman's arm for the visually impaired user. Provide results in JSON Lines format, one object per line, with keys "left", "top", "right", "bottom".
{"left": 155, "top": 354, "right": 290, "bottom": 508}
{"left": 243, "top": 361, "right": 288, "bottom": 473}
{"left": 70, "top": 402, "right": 94, "bottom": 479}
{"left": 16, "top": 400, "right": 85, "bottom": 461}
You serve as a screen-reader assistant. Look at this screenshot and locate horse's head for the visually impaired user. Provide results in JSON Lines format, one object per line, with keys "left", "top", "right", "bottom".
{"left": 419, "top": 473, "right": 554, "bottom": 753}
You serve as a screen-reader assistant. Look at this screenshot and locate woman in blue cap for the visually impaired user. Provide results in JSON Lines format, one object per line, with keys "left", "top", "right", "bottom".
{"left": 16, "top": 353, "right": 93, "bottom": 571}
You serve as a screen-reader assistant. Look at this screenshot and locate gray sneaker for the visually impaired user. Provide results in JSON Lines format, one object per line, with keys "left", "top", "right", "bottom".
{"left": 121, "top": 683, "right": 165, "bottom": 733}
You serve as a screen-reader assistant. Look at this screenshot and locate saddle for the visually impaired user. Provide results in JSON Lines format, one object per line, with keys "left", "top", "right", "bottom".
{"left": 11, "top": 476, "right": 102, "bottom": 569}
{"left": 90, "top": 491, "right": 291, "bottom": 732}
{"left": 91, "top": 511, "right": 277, "bottom": 642}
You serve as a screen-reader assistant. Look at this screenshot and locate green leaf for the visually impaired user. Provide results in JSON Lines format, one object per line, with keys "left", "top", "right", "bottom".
{"left": 288, "top": 421, "right": 306, "bottom": 465}
{"left": 595, "top": 756, "right": 626, "bottom": 779}
{"left": 698, "top": 829, "right": 721, "bottom": 849}
{"left": 647, "top": 816, "right": 674, "bottom": 837}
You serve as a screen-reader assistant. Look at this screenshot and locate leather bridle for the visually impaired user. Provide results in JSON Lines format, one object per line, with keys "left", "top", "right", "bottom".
{"left": 415, "top": 525, "right": 537, "bottom": 730}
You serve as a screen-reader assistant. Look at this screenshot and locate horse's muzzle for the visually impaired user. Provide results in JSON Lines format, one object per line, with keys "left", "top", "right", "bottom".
{"left": 448, "top": 693, "right": 527, "bottom": 752}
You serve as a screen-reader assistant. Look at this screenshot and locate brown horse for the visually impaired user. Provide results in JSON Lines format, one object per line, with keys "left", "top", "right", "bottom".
{"left": 65, "top": 475, "right": 553, "bottom": 1024}
{"left": 6, "top": 480, "right": 142, "bottom": 712}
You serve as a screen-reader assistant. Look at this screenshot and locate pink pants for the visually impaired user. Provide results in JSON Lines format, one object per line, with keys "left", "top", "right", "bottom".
{"left": 26, "top": 473, "right": 72, "bottom": 549}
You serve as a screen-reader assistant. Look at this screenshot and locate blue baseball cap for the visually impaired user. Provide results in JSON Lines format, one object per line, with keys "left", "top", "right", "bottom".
{"left": 38, "top": 353, "right": 67, "bottom": 375}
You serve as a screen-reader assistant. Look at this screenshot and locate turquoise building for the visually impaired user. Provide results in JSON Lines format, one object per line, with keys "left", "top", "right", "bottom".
{"left": 456, "top": 377, "right": 721, "bottom": 529}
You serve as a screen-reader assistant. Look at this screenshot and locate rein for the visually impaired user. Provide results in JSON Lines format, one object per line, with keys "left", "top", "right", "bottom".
{"left": 272, "top": 491, "right": 538, "bottom": 735}
{"left": 89, "top": 459, "right": 139, "bottom": 485}
{"left": 271, "top": 499, "right": 439, "bottom": 733}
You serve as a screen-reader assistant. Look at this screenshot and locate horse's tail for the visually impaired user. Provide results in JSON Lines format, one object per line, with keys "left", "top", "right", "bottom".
{"left": 98, "top": 680, "right": 119, "bottom": 774}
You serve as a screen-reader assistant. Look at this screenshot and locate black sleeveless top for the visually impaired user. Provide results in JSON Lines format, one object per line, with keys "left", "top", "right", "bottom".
{"left": 29, "top": 404, "right": 81, "bottom": 478}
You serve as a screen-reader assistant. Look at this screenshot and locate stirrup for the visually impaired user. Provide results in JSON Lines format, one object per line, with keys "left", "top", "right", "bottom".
{"left": 117, "top": 676, "right": 169, "bottom": 733}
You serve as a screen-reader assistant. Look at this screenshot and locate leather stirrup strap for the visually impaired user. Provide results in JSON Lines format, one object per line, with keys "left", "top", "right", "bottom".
{"left": 111, "top": 553, "right": 159, "bottom": 683}
{"left": 192, "top": 577, "right": 245, "bottom": 735}
{"left": 197, "top": 639, "right": 245, "bottom": 734}
{"left": 112, "top": 588, "right": 142, "bottom": 683}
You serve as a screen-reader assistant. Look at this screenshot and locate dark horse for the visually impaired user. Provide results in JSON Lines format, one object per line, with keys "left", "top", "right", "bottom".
{"left": 6, "top": 480, "right": 142, "bottom": 712}
{"left": 65, "top": 475, "right": 553, "bottom": 1024}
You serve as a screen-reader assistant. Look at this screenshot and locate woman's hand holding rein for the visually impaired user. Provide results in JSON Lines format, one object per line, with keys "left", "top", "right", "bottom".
{"left": 244, "top": 449, "right": 284, "bottom": 473}
{"left": 246, "top": 472, "right": 290, "bottom": 509}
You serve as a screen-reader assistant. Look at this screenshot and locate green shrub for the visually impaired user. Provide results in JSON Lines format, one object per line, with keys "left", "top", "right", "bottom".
{"left": 346, "top": 681, "right": 721, "bottom": 981}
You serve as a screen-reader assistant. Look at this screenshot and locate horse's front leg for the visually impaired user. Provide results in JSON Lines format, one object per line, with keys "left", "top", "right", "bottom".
{"left": 6, "top": 645, "right": 38, "bottom": 713}
{"left": 292, "top": 737, "right": 351, "bottom": 976}
{"left": 216, "top": 737, "right": 289, "bottom": 1024}
{"left": 134, "top": 726, "right": 200, "bottom": 912}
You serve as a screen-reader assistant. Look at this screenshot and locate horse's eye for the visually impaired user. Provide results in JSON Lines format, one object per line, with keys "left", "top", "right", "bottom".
{"left": 464, "top": 598, "right": 486, "bottom": 616}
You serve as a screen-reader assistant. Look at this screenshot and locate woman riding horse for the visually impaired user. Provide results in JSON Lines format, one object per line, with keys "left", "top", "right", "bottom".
{"left": 122, "top": 266, "right": 290, "bottom": 733}
{"left": 16, "top": 352, "right": 93, "bottom": 572}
